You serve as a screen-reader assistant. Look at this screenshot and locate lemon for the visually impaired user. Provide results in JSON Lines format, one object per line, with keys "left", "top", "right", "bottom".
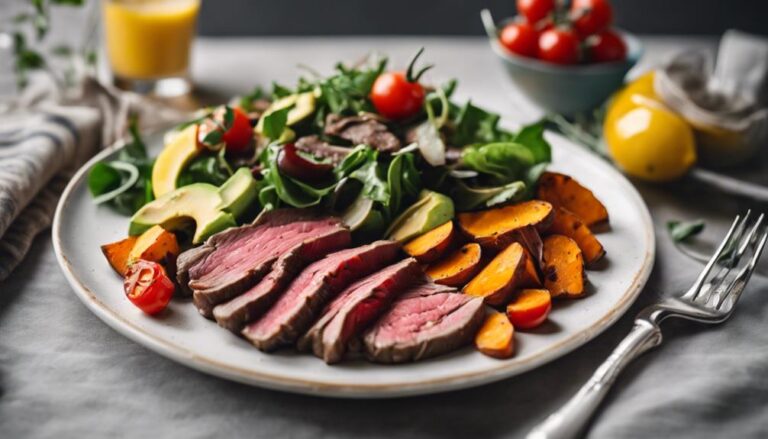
{"left": 604, "top": 72, "right": 697, "bottom": 182}
{"left": 151, "top": 124, "right": 200, "bottom": 198}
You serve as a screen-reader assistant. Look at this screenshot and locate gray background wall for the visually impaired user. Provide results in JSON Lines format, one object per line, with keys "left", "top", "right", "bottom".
{"left": 197, "top": 0, "right": 768, "bottom": 36}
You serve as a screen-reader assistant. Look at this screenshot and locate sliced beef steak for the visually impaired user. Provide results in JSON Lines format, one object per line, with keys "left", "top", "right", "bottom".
{"left": 178, "top": 209, "right": 348, "bottom": 317}
{"left": 363, "top": 283, "right": 485, "bottom": 363}
{"left": 212, "top": 227, "right": 352, "bottom": 331}
{"left": 298, "top": 258, "right": 422, "bottom": 364}
{"left": 324, "top": 113, "right": 401, "bottom": 152}
{"left": 295, "top": 135, "right": 351, "bottom": 165}
{"left": 241, "top": 241, "right": 401, "bottom": 350}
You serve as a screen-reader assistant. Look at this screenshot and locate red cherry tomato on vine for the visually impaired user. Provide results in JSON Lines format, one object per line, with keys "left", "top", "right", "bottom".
{"left": 516, "top": 0, "right": 555, "bottom": 24}
{"left": 124, "top": 260, "right": 175, "bottom": 315}
{"left": 571, "top": 0, "right": 613, "bottom": 37}
{"left": 371, "top": 48, "right": 432, "bottom": 120}
{"left": 589, "top": 30, "right": 627, "bottom": 62}
{"left": 499, "top": 22, "right": 539, "bottom": 58}
{"left": 222, "top": 107, "right": 254, "bottom": 154}
{"left": 538, "top": 29, "right": 581, "bottom": 65}
{"left": 370, "top": 72, "right": 425, "bottom": 120}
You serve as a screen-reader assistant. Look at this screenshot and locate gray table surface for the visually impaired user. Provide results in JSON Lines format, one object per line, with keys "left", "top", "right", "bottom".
{"left": 3, "top": 37, "right": 768, "bottom": 439}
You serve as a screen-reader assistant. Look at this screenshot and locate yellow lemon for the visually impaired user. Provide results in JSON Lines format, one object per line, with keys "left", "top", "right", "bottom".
{"left": 152, "top": 124, "right": 200, "bottom": 198}
{"left": 604, "top": 71, "right": 696, "bottom": 182}
{"left": 604, "top": 96, "right": 696, "bottom": 182}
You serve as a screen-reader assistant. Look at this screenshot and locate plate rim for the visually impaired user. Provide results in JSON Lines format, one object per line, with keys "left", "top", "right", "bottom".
{"left": 52, "top": 130, "right": 655, "bottom": 398}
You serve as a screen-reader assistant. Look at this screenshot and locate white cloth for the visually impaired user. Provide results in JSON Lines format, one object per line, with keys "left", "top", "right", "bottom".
{"left": 655, "top": 31, "right": 768, "bottom": 167}
{"left": 0, "top": 76, "right": 185, "bottom": 280}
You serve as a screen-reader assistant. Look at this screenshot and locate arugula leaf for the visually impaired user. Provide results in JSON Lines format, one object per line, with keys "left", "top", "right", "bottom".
{"left": 240, "top": 86, "right": 266, "bottom": 110}
{"left": 87, "top": 162, "right": 122, "bottom": 196}
{"left": 667, "top": 219, "right": 706, "bottom": 242}
{"left": 272, "top": 82, "right": 294, "bottom": 99}
{"left": 452, "top": 101, "right": 509, "bottom": 146}
{"left": 262, "top": 107, "right": 291, "bottom": 140}
{"left": 177, "top": 155, "right": 231, "bottom": 187}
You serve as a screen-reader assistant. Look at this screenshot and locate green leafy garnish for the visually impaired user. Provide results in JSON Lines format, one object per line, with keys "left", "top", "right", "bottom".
{"left": 261, "top": 107, "right": 291, "bottom": 140}
{"left": 667, "top": 219, "right": 706, "bottom": 242}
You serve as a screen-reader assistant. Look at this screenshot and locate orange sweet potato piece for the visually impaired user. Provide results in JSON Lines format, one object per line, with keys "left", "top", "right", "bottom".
{"left": 537, "top": 172, "right": 608, "bottom": 227}
{"left": 426, "top": 243, "right": 482, "bottom": 287}
{"left": 458, "top": 200, "right": 554, "bottom": 249}
{"left": 542, "top": 235, "right": 585, "bottom": 298}
{"left": 127, "top": 225, "right": 180, "bottom": 268}
{"left": 506, "top": 289, "right": 551, "bottom": 329}
{"left": 521, "top": 249, "right": 542, "bottom": 288}
{"left": 403, "top": 221, "right": 455, "bottom": 263}
{"left": 547, "top": 207, "right": 605, "bottom": 265}
{"left": 475, "top": 311, "right": 515, "bottom": 359}
{"left": 463, "top": 242, "right": 527, "bottom": 306}
{"left": 101, "top": 236, "right": 138, "bottom": 276}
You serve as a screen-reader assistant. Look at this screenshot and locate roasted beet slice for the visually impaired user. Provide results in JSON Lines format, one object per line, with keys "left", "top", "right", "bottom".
{"left": 240, "top": 241, "right": 401, "bottom": 350}
{"left": 298, "top": 258, "right": 422, "bottom": 363}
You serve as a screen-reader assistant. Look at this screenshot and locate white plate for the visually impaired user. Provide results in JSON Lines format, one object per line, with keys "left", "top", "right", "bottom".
{"left": 53, "top": 130, "right": 655, "bottom": 398}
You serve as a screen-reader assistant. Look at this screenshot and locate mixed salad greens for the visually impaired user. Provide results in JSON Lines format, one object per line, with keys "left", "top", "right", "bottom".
{"left": 88, "top": 50, "right": 552, "bottom": 241}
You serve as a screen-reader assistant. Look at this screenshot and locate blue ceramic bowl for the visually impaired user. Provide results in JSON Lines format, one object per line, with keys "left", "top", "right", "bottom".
{"left": 482, "top": 10, "right": 643, "bottom": 116}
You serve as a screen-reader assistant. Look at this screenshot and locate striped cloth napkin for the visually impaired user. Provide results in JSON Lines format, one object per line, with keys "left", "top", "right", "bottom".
{"left": 0, "top": 76, "right": 185, "bottom": 280}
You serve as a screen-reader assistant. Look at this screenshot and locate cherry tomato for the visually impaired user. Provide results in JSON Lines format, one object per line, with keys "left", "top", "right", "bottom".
{"left": 571, "top": 0, "right": 613, "bottom": 37}
{"left": 370, "top": 72, "right": 425, "bottom": 120}
{"left": 124, "top": 260, "right": 175, "bottom": 315}
{"left": 277, "top": 143, "right": 333, "bottom": 182}
{"left": 516, "top": 0, "right": 555, "bottom": 24}
{"left": 221, "top": 107, "right": 254, "bottom": 154}
{"left": 589, "top": 30, "right": 627, "bottom": 62}
{"left": 499, "top": 22, "right": 539, "bottom": 58}
{"left": 371, "top": 48, "right": 432, "bottom": 120}
{"left": 538, "top": 29, "right": 580, "bottom": 65}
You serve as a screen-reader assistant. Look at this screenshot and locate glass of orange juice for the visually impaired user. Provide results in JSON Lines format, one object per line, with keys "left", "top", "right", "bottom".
{"left": 102, "top": 0, "right": 200, "bottom": 97}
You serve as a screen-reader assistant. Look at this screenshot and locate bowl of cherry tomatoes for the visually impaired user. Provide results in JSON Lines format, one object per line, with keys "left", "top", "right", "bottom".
{"left": 481, "top": 0, "right": 642, "bottom": 115}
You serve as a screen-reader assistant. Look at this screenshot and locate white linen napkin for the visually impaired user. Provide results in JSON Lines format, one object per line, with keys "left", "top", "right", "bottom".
{"left": 0, "top": 76, "right": 186, "bottom": 280}
{"left": 655, "top": 30, "right": 768, "bottom": 167}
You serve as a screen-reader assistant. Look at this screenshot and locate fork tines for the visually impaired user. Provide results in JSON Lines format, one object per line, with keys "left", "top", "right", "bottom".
{"left": 683, "top": 211, "right": 768, "bottom": 312}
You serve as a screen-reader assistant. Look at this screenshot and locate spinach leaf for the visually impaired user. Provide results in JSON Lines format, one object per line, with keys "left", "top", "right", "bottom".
{"left": 452, "top": 101, "right": 510, "bottom": 146}
{"left": 512, "top": 122, "right": 551, "bottom": 163}
{"left": 462, "top": 142, "right": 535, "bottom": 184}
{"left": 668, "top": 219, "right": 706, "bottom": 242}
{"left": 262, "top": 106, "right": 291, "bottom": 140}
{"left": 448, "top": 179, "right": 527, "bottom": 211}
{"left": 88, "top": 162, "right": 122, "bottom": 196}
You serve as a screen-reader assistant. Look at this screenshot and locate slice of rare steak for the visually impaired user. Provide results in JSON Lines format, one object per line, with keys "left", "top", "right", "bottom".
{"left": 241, "top": 241, "right": 401, "bottom": 351}
{"left": 212, "top": 228, "right": 353, "bottom": 332}
{"left": 298, "top": 258, "right": 422, "bottom": 364}
{"left": 180, "top": 209, "right": 347, "bottom": 317}
{"left": 324, "top": 113, "right": 401, "bottom": 152}
{"left": 362, "top": 283, "right": 485, "bottom": 363}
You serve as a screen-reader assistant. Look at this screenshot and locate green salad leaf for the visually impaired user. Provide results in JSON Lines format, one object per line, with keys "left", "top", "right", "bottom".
{"left": 668, "top": 219, "right": 706, "bottom": 242}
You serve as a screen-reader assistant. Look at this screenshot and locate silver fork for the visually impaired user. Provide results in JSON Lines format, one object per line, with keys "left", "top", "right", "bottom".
{"left": 527, "top": 212, "right": 768, "bottom": 439}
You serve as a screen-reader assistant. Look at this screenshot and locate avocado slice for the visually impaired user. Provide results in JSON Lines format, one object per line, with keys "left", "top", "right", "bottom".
{"left": 255, "top": 91, "right": 316, "bottom": 134}
{"left": 218, "top": 167, "right": 259, "bottom": 220}
{"left": 152, "top": 125, "right": 200, "bottom": 198}
{"left": 130, "top": 168, "right": 260, "bottom": 244}
{"left": 387, "top": 190, "right": 455, "bottom": 242}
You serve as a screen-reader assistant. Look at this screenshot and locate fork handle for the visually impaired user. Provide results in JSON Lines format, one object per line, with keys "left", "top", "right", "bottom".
{"left": 526, "top": 320, "right": 663, "bottom": 439}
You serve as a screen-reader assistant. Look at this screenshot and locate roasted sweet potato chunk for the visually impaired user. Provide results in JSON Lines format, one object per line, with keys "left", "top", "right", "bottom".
{"left": 127, "top": 225, "right": 180, "bottom": 268}
{"left": 542, "top": 235, "right": 585, "bottom": 298}
{"left": 506, "top": 289, "right": 551, "bottom": 329}
{"left": 547, "top": 207, "right": 605, "bottom": 265}
{"left": 537, "top": 172, "right": 608, "bottom": 227}
{"left": 458, "top": 200, "right": 554, "bottom": 249}
{"left": 403, "top": 221, "right": 455, "bottom": 263}
{"left": 426, "top": 243, "right": 482, "bottom": 287}
{"left": 521, "top": 248, "right": 542, "bottom": 288}
{"left": 101, "top": 236, "right": 138, "bottom": 276}
{"left": 463, "top": 242, "right": 526, "bottom": 306}
{"left": 475, "top": 311, "right": 515, "bottom": 359}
